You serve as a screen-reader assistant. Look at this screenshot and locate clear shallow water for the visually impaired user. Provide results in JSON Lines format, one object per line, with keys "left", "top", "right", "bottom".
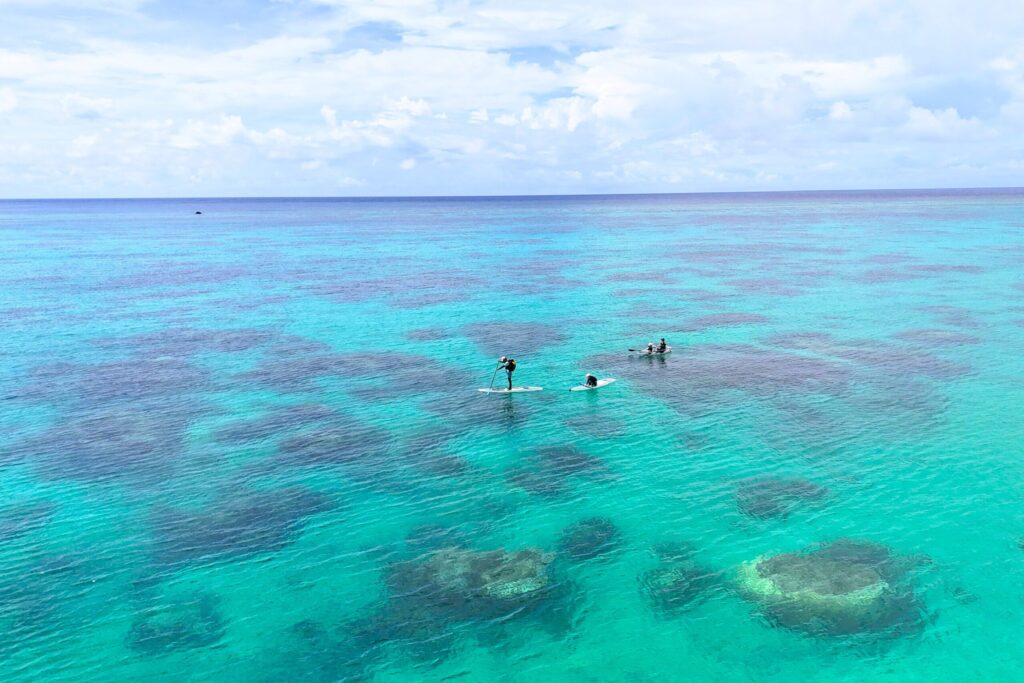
{"left": 0, "top": 191, "right": 1023, "bottom": 682}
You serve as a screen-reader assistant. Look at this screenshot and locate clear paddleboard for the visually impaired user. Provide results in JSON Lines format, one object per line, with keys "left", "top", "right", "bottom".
{"left": 569, "top": 378, "right": 616, "bottom": 392}
{"left": 478, "top": 386, "right": 544, "bottom": 394}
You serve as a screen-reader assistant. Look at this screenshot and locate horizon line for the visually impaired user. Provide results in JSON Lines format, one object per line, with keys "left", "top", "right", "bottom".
{"left": 2, "top": 185, "right": 1023, "bottom": 202}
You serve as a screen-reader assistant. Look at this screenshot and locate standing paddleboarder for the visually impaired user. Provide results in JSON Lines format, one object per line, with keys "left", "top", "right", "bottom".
{"left": 497, "top": 356, "right": 517, "bottom": 390}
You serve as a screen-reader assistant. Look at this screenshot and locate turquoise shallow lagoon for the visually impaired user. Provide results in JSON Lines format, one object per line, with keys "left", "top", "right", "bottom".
{"left": 1, "top": 191, "right": 1023, "bottom": 681}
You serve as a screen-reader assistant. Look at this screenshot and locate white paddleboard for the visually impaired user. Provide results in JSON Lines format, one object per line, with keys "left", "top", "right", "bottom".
{"left": 478, "top": 386, "right": 544, "bottom": 394}
{"left": 569, "top": 378, "right": 616, "bottom": 392}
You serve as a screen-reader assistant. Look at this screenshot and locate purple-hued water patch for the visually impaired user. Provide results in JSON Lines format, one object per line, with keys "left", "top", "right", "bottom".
{"left": 681, "top": 313, "right": 771, "bottom": 332}
{"left": 390, "top": 292, "right": 470, "bottom": 309}
{"left": 15, "top": 405, "right": 195, "bottom": 482}
{"left": 215, "top": 404, "right": 338, "bottom": 444}
{"left": 97, "top": 327, "right": 281, "bottom": 357}
{"left": 101, "top": 263, "right": 251, "bottom": 290}
{"left": 894, "top": 329, "right": 981, "bottom": 346}
{"left": 397, "top": 429, "right": 468, "bottom": 478}
{"left": 727, "top": 278, "right": 805, "bottom": 297}
{"left": 307, "top": 269, "right": 485, "bottom": 308}
{"left": 238, "top": 350, "right": 469, "bottom": 397}
{"left": 423, "top": 391, "right": 534, "bottom": 431}
{"left": 853, "top": 267, "right": 922, "bottom": 284}
{"left": 506, "top": 445, "right": 611, "bottom": 498}
{"left": 404, "top": 327, "right": 451, "bottom": 342}
{"left": 768, "top": 331, "right": 969, "bottom": 379}
{"left": 151, "top": 487, "right": 334, "bottom": 569}
{"left": 276, "top": 420, "right": 392, "bottom": 469}
{"left": 462, "top": 321, "right": 567, "bottom": 357}
{"left": 587, "top": 344, "right": 852, "bottom": 416}
{"left": 19, "top": 357, "right": 211, "bottom": 405}
{"left": 0, "top": 501, "right": 56, "bottom": 542}
{"left": 605, "top": 272, "right": 677, "bottom": 284}
{"left": 917, "top": 305, "right": 980, "bottom": 329}
{"left": 908, "top": 264, "right": 985, "bottom": 274}
{"left": 862, "top": 253, "right": 913, "bottom": 265}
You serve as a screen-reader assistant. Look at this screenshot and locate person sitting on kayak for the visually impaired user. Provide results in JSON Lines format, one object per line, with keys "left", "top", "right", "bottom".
{"left": 585, "top": 373, "right": 598, "bottom": 387}
{"left": 646, "top": 342, "right": 655, "bottom": 353}
{"left": 498, "top": 356, "right": 517, "bottom": 390}
{"left": 657, "top": 338, "right": 668, "bottom": 353}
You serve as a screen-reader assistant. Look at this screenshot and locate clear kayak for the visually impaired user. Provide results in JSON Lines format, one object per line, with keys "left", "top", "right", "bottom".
{"left": 569, "top": 378, "right": 616, "bottom": 392}
{"left": 633, "top": 346, "right": 671, "bottom": 356}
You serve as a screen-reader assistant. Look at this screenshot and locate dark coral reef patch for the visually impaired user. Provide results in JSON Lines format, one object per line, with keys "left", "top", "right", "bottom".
{"left": 15, "top": 405, "right": 194, "bottom": 482}
{"left": 640, "top": 543, "right": 718, "bottom": 616}
{"left": 558, "top": 517, "right": 621, "bottom": 562}
{"left": 461, "top": 321, "right": 567, "bottom": 357}
{"left": 151, "top": 486, "right": 334, "bottom": 569}
{"left": 506, "top": 445, "right": 611, "bottom": 498}
{"left": 735, "top": 477, "right": 828, "bottom": 520}
{"left": 342, "top": 545, "right": 572, "bottom": 670}
{"left": 127, "top": 591, "right": 226, "bottom": 656}
{"left": 737, "top": 539, "right": 929, "bottom": 638}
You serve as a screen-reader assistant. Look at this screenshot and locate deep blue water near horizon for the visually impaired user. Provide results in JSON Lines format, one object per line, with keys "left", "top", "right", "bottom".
{"left": 1, "top": 191, "right": 1023, "bottom": 681}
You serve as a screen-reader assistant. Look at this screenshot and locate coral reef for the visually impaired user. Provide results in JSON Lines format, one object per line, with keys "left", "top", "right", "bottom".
{"left": 558, "top": 517, "right": 621, "bottom": 562}
{"left": 737, "top": 539, "right": 927, "bottom": 637}
{"left": 127, "top": 592, "right": 226, "bottom": 655}
{"left": 641, "top": 544, "right": 718, "bottom": 616}
{"left": 735, "top": 477, "right": 828, "bottom": 520}
{"left": 152, "top": 486, "right": 334, "bottom": 568}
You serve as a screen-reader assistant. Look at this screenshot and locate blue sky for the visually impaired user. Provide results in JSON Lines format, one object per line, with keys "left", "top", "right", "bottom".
{"left": 1, "top": 0, "right": 1022, "bottom": 197}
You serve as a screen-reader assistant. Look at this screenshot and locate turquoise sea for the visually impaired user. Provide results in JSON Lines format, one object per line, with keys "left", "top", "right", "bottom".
{"left": 1, "top": 190, "right": 1023, "bottom": 682}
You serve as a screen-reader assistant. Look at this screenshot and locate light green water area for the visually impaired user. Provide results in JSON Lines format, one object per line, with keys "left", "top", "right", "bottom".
{"left": 0, "top": 191, "right": 1022, "bottom": 681}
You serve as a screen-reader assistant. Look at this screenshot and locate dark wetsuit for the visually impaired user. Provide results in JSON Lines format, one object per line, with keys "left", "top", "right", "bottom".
{"left": 500, "top": 359, "right": 517, "bottom": 389}
{"left": 585, "top": 375, "right": 598, "bottom": 387}
{"left": 657, "top": 341, "right": 667, "bottom": 353}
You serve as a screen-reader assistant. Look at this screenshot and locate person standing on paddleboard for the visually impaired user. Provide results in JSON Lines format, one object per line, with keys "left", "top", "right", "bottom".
{"left": 498, "top": 356, "right": 517, "bottom": 390}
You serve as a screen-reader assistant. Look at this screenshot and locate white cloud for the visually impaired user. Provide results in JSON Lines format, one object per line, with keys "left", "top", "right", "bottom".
{"left": 170, "top": 115, "right": 248, "bottom": 150}
{"left": 903, "top": 106, "right": 984, "bottom": 140}
{"left": 400, "top": 158, "right": 416, "bottom": 170}
{"left": 2, "top": 0, "right": 1024, "bottom": 196}
{"left": 0, "top": 87, "right": 16, "bottom": 113}
{"left": 828, "top": 101, "right": 853, "bottom": 121}
{"left": 68, "top": 134, "right": 98, "bottom": 158}
{"left": 61, "top": 93, "right": 113, "bottom": 119}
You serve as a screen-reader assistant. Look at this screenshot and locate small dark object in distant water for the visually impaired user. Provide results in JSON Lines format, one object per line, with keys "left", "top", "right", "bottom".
{"left": 558, "top": 517, "right": 621, "bottom": 561}
{"left": 195, "top": 211, "right": 202, "bottom": 215}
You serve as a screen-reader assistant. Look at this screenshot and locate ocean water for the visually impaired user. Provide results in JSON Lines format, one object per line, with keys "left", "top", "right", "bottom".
{"left": 0, "top": 190, "right": 1022, "bottom": 682}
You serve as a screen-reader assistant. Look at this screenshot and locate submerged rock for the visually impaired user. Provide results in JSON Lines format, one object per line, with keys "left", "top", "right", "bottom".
{"left": 640, "top": 541, "right": 717, "bottom": 616}
{"left": 735, "top": 477, "right": 828, "bottom": 520}
{"left": 152, "top": 486, "right": 334, "bottom": 568}
{"left": 417, "top": 547, "right": 553, "bottom": 600}
{"left": 737, "top": 539, "right": 926, "bottom": 638}
{"left": 127, "top": 592, "right": 225, "bottom": 655}
{"left": 558, "top": 517, "right": 621, "bottom": 562}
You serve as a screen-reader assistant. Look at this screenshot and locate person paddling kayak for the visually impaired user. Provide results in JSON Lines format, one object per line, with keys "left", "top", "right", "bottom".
{"left": 497, "top": 356, "right": 517, "bottom": 390}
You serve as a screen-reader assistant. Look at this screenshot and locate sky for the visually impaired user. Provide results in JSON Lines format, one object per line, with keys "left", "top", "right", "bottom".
{"left": 1, "top": 0, "right": 1023, "bottom": 197}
